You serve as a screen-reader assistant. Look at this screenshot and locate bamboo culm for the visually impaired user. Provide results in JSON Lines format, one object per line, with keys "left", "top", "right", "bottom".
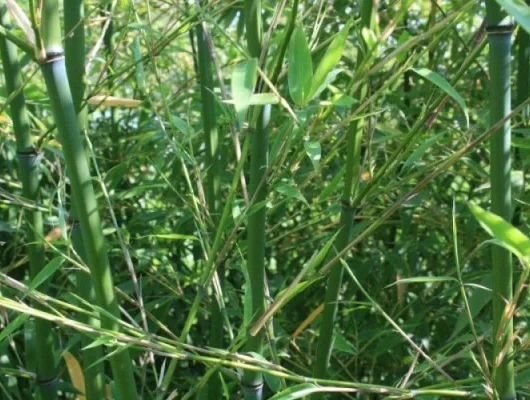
{"left": 0, "top": 2, "right": 57, "bottom": 399}
{"left": 196, "top": 14, "right": 223, "bottom": 399}
{"left": 64, "top": 1, "right": 106, "bottom": 399}
{"left": 313, "top": 1, "right": 374, "bottom": 392}
{"left": 242, "top": 0, "right": 268, "bottom": 398}
{"left": 39, "top": 1, "right": 139, "bottom": 399}
{"left": 485, "top": 1, "right": 515, "bottom": 399}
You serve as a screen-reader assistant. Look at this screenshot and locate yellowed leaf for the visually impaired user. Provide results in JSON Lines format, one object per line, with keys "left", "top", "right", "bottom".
{"left": 63, "top": 351, "right": 86, "bottom": 400}
{"left": 88, "top": 95, "right": 141, "bottom": 108}
{"left": 292, "top": 303, "right": 324, "bottom": 345}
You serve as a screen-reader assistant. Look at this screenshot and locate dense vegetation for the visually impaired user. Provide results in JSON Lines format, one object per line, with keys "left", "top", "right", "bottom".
{"left": 1, "top": 0, "right": 530, "bottom": 399}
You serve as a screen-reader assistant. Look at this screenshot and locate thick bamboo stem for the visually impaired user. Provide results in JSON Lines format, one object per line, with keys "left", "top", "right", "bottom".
{"left": 485, "top": 1, "right": 515, "bottom": 399}
{"left": 196, "top": 11, "right": 223, "bottom": 398}
{"left": 242, "top": 0, "right": 268, "bottom": 398}
{"left": 64, "top": 2, "right": 106, "bottom": 399}
{"left": 39, "top": 1, "right": 139, "bottom": 399}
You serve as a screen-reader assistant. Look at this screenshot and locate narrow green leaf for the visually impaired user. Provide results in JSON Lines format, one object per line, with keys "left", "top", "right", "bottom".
{"left": 386, "top": 276, "right": 457, "bottom": 288}
{"left": 304, "top": 141, "right": 321, "bottom": 170}
{"left": 274, "top": 182, "right": 308, "bottom": 205}
{"left": 232, "top": 59, "right": 258, "bottom": 126}
{"left": 310, "top": 21, "right": 351, "bottom": 98}
{"left": 495, "top": 0, "right": 530, "bottom": 34}
{"left": 402, "top": 132, "right": 446, "bottom": 170}
{"left": 288, "top": 26, "right": 313, "bottom": 107}
{"left": 452, "top": 275, "right": 492, "bottom": 337}
{"left": 29, "top": 256, "right": 64, "bottom": 290}
{"left": 396, "top": 31, "right": 411, "bottom": 63}
{"left": 145, "top": 234, "right": 198, "bottom": 241}
{"left": 269, "top": 383, "right": 353, "bottom": 399}
{"left": 412, "top": 67, "right": 469, "bottom": 129}
{"left": 469, "top": 202, "right": 530, "bottom": 261}
{"left": 0, "top": 314, "right": 28, "bottom": 342}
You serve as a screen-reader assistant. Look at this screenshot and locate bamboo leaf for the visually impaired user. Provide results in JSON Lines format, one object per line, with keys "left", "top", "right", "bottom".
{"left": 231, "top": 58, "right": 258, "bottom": 126}
{"left": 145, "top": 234, "right": 198, "bottom": 241}
{"left": 412, "top": 67, "right": 469, "bottom": 129}
{"left": 304, "top": 140, "right": 321, "bottom": 169}
{"left": 310, "top": 21, "right": 351, "bottom": 98}
{"left": 402, "top": 131, "right": 446, "bottom": 170}
{"left": 274, "top": 182, "right": 308, "bottom": 205}
{"left": 0, "top": 314, "right": 28, "bottom": 342}
{"left": 63, "top": 351, "right": 86, "bottom": 399}
{"left": 269, "top": 383, "right": 355, "bottom": 399}
{"left": 288, "top": 26, "right": 313, "bottom": 107}
{"left": 29, "top": 256, "right": 64, "bottom": 290}
{"left": 386, "top": 276, "right": 457, "bottom": 287}
{"left": 469, "top": 202, "right": 530, "bottom": 261}
{"left": 452, "top": 275, "right": 492, "bottom": 337}
{"left": 87, "top": 95, "right": 142, "bottom": 108}
{"left": 495, "top": 0, "right": 530, "bottom": 34}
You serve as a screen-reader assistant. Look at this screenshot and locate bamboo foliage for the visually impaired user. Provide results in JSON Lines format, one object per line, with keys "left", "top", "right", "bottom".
{"left": 0, "top": 2, "right": 57, "bottom": 399}
{"left": 484, "top": 1, "right": 515, "bottom": 399}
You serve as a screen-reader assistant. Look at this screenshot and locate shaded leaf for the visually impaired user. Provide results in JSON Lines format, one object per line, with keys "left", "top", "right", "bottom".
{"left": 232, "top": 58, "right": 258, "bottom": 126}
{"left": 288, "top": 26, "right": 313, "bottom": 107}
{"left": 412, "top": 67, "right": 469, "bottom": 129}
{"left": 274, "top": 182, "right": 308, "bottom": 205}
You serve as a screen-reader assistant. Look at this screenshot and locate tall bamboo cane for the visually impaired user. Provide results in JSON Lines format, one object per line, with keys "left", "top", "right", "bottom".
{"left": 0, "top": 2, "right": 57, "bottom": 399}
{"left": 313, "top": 1, "right": 374, "bottom": 390}
{"left": 63, "top": 2, "right": 106, "bottom": 399}
{"left": 38, "top": 1, "right": 139, "bottom": 399}
{"left": 484, "top": 2, "right": 515, "bottom": 399}
{"left": 242, "top": 0, "right": 269, "bottom": 399}
{"left": 196, "top": 9, "right": 223, "bottom": 398}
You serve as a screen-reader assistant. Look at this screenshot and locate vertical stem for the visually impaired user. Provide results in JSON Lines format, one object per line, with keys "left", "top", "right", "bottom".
{"left": 64, "top": 2, "right": 106, "bottom": 399}
{"left": 313, "top": 0, "right": 374, "bottom": 391}
{"left": 485, "top": 2, "right": 515, "bottom": 399}
{"left": 39, "top": 1, "right": 139, "bottom": 399}
{"left": 242, "top": 1, "right": 268, "bottom": 399}
{"left": 0, "top": 2, "right": 57, "bottom": 399}
{"left": 196, "top": 10, "right": 223, "bottom": 398}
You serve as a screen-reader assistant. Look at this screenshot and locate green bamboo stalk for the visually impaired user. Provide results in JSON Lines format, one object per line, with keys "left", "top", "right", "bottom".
{"left": 64, "top": 2, "right": 106, "bottom": 399}
{"left": 242, "top": 0, "right": 268, "bottom": 398}
{"left": 0, "top": 2, "right": 57, "bottom": 399}
{"left": 196, "top": 11, "right": 223, "bottom": 398}
{"left": 38, "top": 1, "right": 139, "bottom": 399}
{"left": 484, "top": 2, "right": 515, "bottom": 399}
{"left": 313, "top": 0, "right": 374, "bottom": 390}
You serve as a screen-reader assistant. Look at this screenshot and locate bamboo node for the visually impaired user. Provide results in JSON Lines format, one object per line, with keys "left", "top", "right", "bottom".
{"left": 39, "top": 50, "right": 65, "bottom": 64}
{"left": 485, "top": 24, "right": 514, "bottom": 35}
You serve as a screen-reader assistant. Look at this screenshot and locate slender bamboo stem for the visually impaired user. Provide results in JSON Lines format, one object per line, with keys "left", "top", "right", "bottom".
{"left": 0, "top": 3, "right": 57, "bottom": 399}
{"left": 242, "top": 0, "right": 268, "bottom": 398}
{"left": 64, "top": 2, "right": 106, "bottom": 399}
{"left": 196, "top": 9, "right": 223, "bottom": 397}
{"left": 38, "top": 1, "right": 139, "bottom": 399}
{"left": 484, "top": 2, "right": 515, "bottom": 399}
{"left": 313, "top": 0, "right": 374, "bottom": 390}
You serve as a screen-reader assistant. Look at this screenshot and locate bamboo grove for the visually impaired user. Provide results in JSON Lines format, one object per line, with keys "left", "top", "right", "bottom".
{"left": 2, "top": 1, "right": 530, "bottom": 399}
